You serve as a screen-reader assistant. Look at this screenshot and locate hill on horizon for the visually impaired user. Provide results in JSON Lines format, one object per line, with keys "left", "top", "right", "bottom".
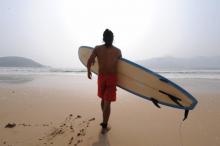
{"left": 0, "top": 56, "right": 44, "bottom": 67}
{"left": 137, "top": 56, "right": 220, "bottom": 70}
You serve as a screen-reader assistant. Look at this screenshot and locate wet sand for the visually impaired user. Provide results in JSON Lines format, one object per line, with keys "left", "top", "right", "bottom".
{"left": 0, "top": 74, "right": 220, "bottom": 146}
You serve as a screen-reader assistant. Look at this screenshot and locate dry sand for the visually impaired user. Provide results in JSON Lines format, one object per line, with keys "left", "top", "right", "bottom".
{"left": 0, "top": 74, "right": 220, "bottom": 146}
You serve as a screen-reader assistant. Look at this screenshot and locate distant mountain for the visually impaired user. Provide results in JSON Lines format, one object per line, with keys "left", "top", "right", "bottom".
{"left": 0, "top": 56, "right": 44, "bottom": 67}
{"left": 137, "top": 56, "right": 220, "bottom": 70}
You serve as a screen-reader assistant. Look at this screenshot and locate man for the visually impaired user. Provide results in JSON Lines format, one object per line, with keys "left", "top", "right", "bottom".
{"left": 87, "top": 29, "right": 122, "bottom": 134}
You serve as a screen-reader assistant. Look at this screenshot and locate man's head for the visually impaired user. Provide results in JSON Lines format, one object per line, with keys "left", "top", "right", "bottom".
{"left": 103, "top": 29, "right": 114, "bottom": 48}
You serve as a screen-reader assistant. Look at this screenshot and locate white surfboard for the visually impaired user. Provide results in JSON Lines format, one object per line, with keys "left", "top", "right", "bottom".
{"left": 78, "top": 46, "right": 198, "bottom": 120}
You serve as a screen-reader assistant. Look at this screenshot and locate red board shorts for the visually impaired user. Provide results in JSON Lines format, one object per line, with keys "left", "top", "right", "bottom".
{"left": 98, "top": 74, "right": 117, "bottom": 102}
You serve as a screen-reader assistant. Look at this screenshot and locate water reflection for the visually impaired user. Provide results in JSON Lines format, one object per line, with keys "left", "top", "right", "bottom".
{"left": 0, "top": 75, "right": 34, "bottom": 84}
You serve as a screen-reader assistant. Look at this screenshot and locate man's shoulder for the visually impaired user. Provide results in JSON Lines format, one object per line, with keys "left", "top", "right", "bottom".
{"left": 113, "top": 46, "right": 122, "bottom": 55}
{"left": 94, "top": 45, "right": 121, "bottom": 53}
{"left": 93, "top": 45, "right": 104, "bottom": 52}
{"left": 94, "top": 45, "right": 104, "bottom": 49}
{"left": 112, "top": 46, "right": 121, "bottom": 52}
{"left": 112, "top": 46, "right": 122, "bottom": 58}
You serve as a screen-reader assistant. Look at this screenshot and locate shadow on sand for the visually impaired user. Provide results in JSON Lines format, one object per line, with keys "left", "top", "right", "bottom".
{"left": 92, "top": 132, "right": 110, "bottom": 146}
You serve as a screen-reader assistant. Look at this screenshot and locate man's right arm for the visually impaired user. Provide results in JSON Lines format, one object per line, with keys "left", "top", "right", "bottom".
{"left": 87, "top": 48, "right": 97, "bottom": 79}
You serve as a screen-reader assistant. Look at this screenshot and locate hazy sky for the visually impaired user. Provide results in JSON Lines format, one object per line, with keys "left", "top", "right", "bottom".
{"left": 0, "top": 0, "right": 219, "bottom": 68}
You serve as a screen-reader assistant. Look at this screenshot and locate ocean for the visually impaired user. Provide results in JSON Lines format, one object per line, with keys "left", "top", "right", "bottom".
{"left": 0, "top": 67, "right": 220, "bottom": 80}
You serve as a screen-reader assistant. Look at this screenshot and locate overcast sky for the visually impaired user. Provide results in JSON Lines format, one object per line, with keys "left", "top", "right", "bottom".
{"left": 0, "top": 0, "right": 219, "bottom": 68}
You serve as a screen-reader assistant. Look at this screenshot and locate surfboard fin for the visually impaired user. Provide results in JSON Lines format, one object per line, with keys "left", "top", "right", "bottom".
{"left": 183, "top": 110, "right": 189, "bottom": 121}
{"left": 159, "top": 90, "right": 183, "bottom": 107}
{"left": 150, "top": 98, "right": 161, "bottom": 108}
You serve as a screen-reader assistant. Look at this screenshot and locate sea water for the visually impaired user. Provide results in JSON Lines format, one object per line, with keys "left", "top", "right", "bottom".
{"left": 0, "top": 67, "right": 220, "bottom": 79}
{"left": 156, "top": 69, "right": 220, "bottom": 79}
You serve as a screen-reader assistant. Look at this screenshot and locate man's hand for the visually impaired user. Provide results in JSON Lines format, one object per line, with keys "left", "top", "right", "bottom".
{"left": 88, "top": 71, "right": 92, "bottom": 79}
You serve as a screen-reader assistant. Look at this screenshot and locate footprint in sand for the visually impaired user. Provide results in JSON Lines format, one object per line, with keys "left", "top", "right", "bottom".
{"left": 2, "top": 114, "right": 95, "bottom": 145}
{"left": 37, "top": 114, "right": 95, "bottom": 145}
{"left": 68, "top": 137, "right": 74, "bottom": 144}
{"left": 5, "top": 123, "right": 16, "bottom": 128}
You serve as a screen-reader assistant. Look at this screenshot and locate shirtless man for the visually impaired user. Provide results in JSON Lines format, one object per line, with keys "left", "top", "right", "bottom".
{"left": 87, "top": 29, "right": 122, "bottom": 134}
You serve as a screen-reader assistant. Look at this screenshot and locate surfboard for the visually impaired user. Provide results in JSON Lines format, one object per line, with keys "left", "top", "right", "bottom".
{"left": 78, "top": 46, "right": 198, "bottom": 120}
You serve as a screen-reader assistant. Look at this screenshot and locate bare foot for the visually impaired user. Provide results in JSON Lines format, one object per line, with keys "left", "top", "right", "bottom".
{"left": 101, "top": 126, "right": 111, "bottom": 134}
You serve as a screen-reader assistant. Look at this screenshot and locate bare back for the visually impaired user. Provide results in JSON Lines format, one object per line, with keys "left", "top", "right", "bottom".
{"left": 93, "top": 45, "right": 121, "bottom": 75}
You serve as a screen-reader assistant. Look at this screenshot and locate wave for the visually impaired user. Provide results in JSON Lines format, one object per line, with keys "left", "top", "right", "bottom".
{"left": 156, "top": 69, "right": 220, "bottom": 74}
{"left": 0, "top": 67, "right": 86, "bottom": 72}
{"left": 156, "top": 69, "right": 220, "bottom": 79}
{"left": 0, "top": 67, "right": 220, "bottom": 79}
{"left": 49, "top": 68, "right": 86, "bottom": 73}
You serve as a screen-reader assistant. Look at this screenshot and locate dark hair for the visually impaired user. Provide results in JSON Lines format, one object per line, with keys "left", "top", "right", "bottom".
{"left": 103, "top": 29, "right": 114, "bottom": 48}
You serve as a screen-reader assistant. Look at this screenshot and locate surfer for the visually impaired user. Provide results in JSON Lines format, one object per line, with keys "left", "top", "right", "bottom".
{"left": 87, "top": 29, "right": 122, "bottom": 134}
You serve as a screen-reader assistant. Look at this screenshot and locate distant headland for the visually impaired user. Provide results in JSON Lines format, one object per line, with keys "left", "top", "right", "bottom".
{"left": 0, "top": 56, "right": 44, "bottom": 67}
{"left": 137, "top": 56, "right": 220, "bottom": 70}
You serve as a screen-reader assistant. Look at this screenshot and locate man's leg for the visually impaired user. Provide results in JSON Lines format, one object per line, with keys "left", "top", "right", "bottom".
{"left": 102, "top": 100, "right": 111, "bottom": 126}
{"left": 101, "top": 99, "right": 104, "bottom": 112}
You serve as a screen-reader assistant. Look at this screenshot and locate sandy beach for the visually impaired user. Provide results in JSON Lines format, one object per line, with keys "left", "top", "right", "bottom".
{"left": 0, "top": 73, "right": 220, "bottom": 146}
